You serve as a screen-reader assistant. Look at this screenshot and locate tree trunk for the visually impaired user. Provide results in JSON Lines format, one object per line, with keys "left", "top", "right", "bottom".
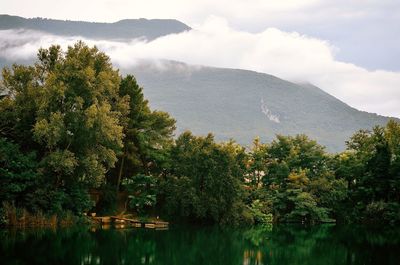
{"left": 116, "top": 153, "right": 125, "bottom": 192}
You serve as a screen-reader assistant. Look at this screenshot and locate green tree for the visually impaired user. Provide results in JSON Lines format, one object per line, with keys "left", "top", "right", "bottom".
{"left": 247, "top": 137, "right": 268, "bottom": 187}
{"left": 0, "top": 42, "right": 129, "bottom": 215}
{"left": 338, "top": 120, "right": 400, "bottom": 223}
{"left": 0, "top": 64, "right": 42, "bottom": 151}
{"left": 0, "top": 138, "right": 39, "bottom": 208}
{"left": 1, "top": 42, "right": 126, "bottom": 189}
{"left": 123, "top": 174, "right": 157, "bottom": 213}
{"left": 34, "top": 42, "right": 125, "bottom": 187}
{"left": 250, "top": 135, "right": 347, "bottom": 223}
{"left": 111, "top": 75, "right": 175, "bottom": 191}
{"left": 161, "top": 131, "right": 246, "bottom": 224}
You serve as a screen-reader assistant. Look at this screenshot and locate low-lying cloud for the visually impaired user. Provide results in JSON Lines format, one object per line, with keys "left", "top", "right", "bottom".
{"left": 1, "top": 17, "right": 399, "bottom": 118}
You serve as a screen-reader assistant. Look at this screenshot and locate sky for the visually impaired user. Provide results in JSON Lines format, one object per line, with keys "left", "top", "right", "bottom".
{"left": 1, "top": 0, "right": 400, "bottom": 117}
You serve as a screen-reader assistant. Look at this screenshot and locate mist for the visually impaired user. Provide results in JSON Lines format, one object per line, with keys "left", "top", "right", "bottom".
{"left": 0, "top": 17, "right": 399, "bottom": 118}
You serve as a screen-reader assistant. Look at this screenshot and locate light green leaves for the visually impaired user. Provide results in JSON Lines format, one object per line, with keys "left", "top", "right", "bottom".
{"left": 34, "top": 112, "right": 65, "bottom": 149}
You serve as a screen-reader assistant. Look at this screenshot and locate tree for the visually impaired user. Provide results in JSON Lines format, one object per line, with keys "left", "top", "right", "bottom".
{"left": 249, "top": 134, "right": 347, "bottom": 223}
{"left": 247, "top": 137, "right": 268, "bottom": 187}
{"left": 0, "top": 42, "right": 129, "bottom": 215}
{"left": 339, "top": 120, "right": 400, "bottom": 223}
{"left": 0, "top": 64, "right": 42, "bottom": 151}
{"left": 123, "top": 174, "right": 157, "bottom": 213}
{"left": 111, "top": 75, "right": 175, "bottom": 191}
{"left": 34, "top": 42, "right": 126, "bottom": 187}
{"left": 161, "top": 131, "right": 246, "bottom": 224}
{"left": 0, "top": 138, "right": 39, "bottom": 208}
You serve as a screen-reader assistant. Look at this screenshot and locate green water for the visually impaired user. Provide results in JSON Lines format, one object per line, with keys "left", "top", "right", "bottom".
{"left": 1, "top": 225, "right": 399, "bottom": 265}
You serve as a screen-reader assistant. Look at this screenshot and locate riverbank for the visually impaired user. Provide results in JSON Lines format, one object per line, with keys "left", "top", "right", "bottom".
{"left": 0, "top": 203, "right": 81, "bottom": 228}
{"left": 0, "top": 202, "right": 171, "bottom": 229}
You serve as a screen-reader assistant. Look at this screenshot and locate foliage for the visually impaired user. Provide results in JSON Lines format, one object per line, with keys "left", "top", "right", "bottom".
{"left": 0, "top": 137, "right": 39, "bottom": 208}
{"left": 0, "top": 42, "right": 123, "bottom": 217}
{"left": 161, "top": 132, "right": 247, "bottom": 224}
{"left": 247, "top": 135, "right": 348, "bottom": 223}
{"left": 95, "top": 184, "right": 118, "bottom": 215}
{"left": 1, "top": 42, "right": 125, "bottom": 188}
{"left": 110, "top": 75, "right": 175, "bottom": 190}
{"left": 0, "top": 41, "right": 399, "bottom": 225}
{"left": 246, "top": 137, "right": 268, "bottom": 186}
{"left": 123, "top": 174, "right": 157, "bottom": 213}
{"left": 248, "top": 200, "right": 273, "bottom": 224}
{"left": 364, "top": 201, "right": 400, "bottom": 225}
{"left": 335, "top": 120, "right": 400, "bottom": 223}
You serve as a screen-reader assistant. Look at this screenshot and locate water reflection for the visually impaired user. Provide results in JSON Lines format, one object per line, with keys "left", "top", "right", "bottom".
{"left": 1, "top": 225, "right": 399, "bottom": 265}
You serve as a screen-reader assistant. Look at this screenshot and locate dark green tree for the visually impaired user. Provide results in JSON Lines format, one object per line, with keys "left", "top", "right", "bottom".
{"left": 338, "top": 120, "right": 400, "bottom": 223}
{"left": 111, "top": 75, "right": 175, "bottom": 191}
{"left": 161, "top": 132, "right": 247, "bottom": 224}
{"left": 0, "top": 138, "right": 39, "bottom": 208}
{"left": 123, "top": 174, "right": 157, "bottom": 213}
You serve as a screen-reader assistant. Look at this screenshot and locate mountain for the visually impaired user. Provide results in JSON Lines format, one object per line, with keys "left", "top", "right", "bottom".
{"left": 0, "top": 14, "right": 191, "bottom": 40}
{"left": 0, "top": 15, "right": 396, "bottom": 152}
{"left": 125, "top": 61, "right": 395, "bottom": 152}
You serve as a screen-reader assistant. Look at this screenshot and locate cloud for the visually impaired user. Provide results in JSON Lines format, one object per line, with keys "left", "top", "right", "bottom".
{"left": 0, "top": 17, "right": 399, "bottom": 118}
{"left": 3, "top": 1, "right": 400, "bottom": 71}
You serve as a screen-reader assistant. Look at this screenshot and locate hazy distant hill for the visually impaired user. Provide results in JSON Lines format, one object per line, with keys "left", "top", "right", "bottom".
{"left": 126, "top": 61, "right": 395, "bottom": 152}
{"left": 0, "top": 14, "right": 191, "bottom": 40}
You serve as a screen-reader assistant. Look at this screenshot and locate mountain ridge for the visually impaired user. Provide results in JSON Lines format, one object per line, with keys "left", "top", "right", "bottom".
{"left": 0, "top": 14, "right": 191, "bottom": 40}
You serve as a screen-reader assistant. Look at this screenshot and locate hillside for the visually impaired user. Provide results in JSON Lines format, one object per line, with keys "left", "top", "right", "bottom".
{"left": 126, "top": 61, "right": 395, "bottom": 152}
{"left": 0, "top": 14, "right": 191, "bottom": 40}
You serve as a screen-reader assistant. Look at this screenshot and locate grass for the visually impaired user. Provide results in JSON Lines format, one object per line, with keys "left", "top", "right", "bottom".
{"left": 1, "top": 202, "right": 77, "bottom": 228}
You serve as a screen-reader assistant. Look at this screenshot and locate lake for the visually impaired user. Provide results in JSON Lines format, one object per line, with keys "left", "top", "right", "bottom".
{"left": 1, "top": 225, "right": 399, "bottom": 265}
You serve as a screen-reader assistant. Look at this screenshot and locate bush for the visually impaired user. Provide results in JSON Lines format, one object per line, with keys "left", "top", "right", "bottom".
{"left": 64, "top": 186, "right": 94, "bottom": 214}
{"left": 365, "top": 201, "right": 400, "bottom": 224}
{"left": 249, "top": 200, "right": 273, "bottom": 224}
{"left": 0, "top": 137, "right": 39, "bottom": 208}
{"left": 123, "top": 174, "right": 157, "bottom": 214}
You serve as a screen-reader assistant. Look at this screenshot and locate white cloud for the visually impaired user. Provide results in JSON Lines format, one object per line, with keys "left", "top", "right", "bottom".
{"left": 2, "top": 0, "right": 400, "bottom": 71}
{"left": 0, "top": 16, "right": 399, "bottom": 118}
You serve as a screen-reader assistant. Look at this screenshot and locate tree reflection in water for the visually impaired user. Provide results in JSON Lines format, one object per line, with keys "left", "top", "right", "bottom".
{"left": 1, "top": 225, "right": 399, "bottom": 265}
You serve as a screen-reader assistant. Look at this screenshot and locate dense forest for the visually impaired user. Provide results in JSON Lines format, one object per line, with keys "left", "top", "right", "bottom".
{"left": 0, "top": 42, "right": 399, "bottom": 226}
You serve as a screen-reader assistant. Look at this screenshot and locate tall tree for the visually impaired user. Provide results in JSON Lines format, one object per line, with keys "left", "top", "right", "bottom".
{"left": 111, "top": 75, "right": 175, "bottom": 190}
{"left": 247, "top": 137, "right": 268, "bottom": 187}
{"left": 162, "top": 132, "right": 246, "bottom": 224}
{"left": 1, "top": 42, "right": 126, "bottom": 189}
